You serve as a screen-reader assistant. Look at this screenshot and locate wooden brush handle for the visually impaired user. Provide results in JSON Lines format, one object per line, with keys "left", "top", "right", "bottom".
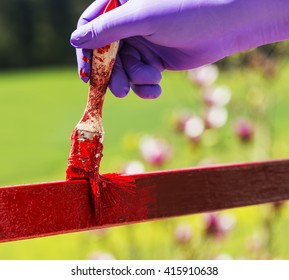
{"left": 75, "top": 0, "right": 119, "bottom": 137}
{"left": 76, "top": 42, "right": 119, "bottom": 137}
{"left": 66, "top": 42, "right": 119, "bottom": 187}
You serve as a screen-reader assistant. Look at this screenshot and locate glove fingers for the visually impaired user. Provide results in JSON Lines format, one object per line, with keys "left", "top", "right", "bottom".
{"left": 131, "top": 84, "right": 162, "bottom": 99}
{"left": 76, "top": 48, "right": 91, "bottom": 83}
{"left": 74, "top": 0, "right": 108, "bottom": 82}
{"left": 119, "top": 43, "right": 163, "bottom": 99}
{"left": 71, "top": 2, "right": 151, "bottom": 49}
{"left": 126, "top": 37, "right": 165, "bottom": 72}
{"left": 109, "top": 54, "right": 130, "bottom": 98}
{"left": 121, "top": 44, "right": 162, "bottom": 85}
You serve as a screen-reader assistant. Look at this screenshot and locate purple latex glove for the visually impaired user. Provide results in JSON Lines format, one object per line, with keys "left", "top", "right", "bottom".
{"left": 71, "top": 0, "right": 289, "bottom": 99}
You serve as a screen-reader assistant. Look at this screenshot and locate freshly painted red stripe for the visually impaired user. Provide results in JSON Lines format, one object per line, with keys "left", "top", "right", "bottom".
{"left": 1, "top": 159, "right": 289, "bottom": 242}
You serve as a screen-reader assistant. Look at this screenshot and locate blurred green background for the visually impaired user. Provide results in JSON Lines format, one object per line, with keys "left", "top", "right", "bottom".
{"left": 1, "top": 0, "right": 289, "bottom": 260}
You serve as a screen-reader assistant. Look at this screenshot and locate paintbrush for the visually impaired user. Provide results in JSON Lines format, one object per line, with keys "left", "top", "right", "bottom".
{"left": 66, "top": 0, "right": 134, "bottom": 217}
{"left": 66, "top": 38, "right": 119, "bottom": 192}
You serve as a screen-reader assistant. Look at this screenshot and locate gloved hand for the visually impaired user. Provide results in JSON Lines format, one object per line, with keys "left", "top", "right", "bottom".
{"left": 71, "top": 0, "right": 289, "bottom": 99}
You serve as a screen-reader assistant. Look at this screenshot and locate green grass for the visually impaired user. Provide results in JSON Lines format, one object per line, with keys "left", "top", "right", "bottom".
{"left": 0, "top": 68, "right": 197, "bottom": 186}
{"left": 1, "top": 62, "right": 289, "bottom": 259}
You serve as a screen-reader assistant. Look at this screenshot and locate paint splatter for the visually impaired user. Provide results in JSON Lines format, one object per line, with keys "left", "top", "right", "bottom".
{"left": 97, "top": 45, "right": 111, "bottom": 55}
{"left": 82, "top": 56, "right": 90, "bottom": 63}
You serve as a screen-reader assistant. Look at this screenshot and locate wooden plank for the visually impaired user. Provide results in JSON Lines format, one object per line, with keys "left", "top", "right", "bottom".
{"left": 1, "top": 159, "right": 289, "bottom": 242}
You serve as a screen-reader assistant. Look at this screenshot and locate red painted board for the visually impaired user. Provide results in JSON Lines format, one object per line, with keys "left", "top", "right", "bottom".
{"left": 1, "top": 159, "right": 289, "bottom": 242}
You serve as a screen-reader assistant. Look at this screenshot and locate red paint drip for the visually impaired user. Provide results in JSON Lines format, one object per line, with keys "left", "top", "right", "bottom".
{"left": 82, "top": 56, "right": 90, "bottom": 63}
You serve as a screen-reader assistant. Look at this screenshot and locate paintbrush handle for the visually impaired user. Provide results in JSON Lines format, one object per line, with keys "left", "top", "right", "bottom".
{"left": 75, "top": 0, "right": 120, "bottom": 136}
{"left": 76, "top": 42, "right": 119, "bottom": 135}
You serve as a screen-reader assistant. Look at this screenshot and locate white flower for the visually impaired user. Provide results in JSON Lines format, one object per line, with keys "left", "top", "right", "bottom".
{"left": 218, "top": 213, "right": 236, "bottom": 232}
{"left": 204, "top": 212, "right": 236, "bottom": 238}
{"left": 203, "top": 86, "right": 231, "bottom": 107}
{"left": 139, "top": 136, "right": 171, "bottom": 166}
{"left": 174, "top": 223, "right": 193, "bottom": 244}
{"left": 205, "top": 106, "right": 228, "bottom": 128}
{"left": 123, "top": 160, "right": 145, "bottom": 174}
{"left": 184, "top": 116, "right": 205, "bottom": 139}
{"left": 187, "top": 64, "right": 219, "bottom": 87}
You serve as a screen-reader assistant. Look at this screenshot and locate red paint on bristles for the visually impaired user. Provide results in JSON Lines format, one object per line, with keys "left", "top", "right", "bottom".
{"left": 66, "top": 129, "right": 103, "bottom": 196}
{"left": 96, "top": 173, "right": 136, "bottom": 222}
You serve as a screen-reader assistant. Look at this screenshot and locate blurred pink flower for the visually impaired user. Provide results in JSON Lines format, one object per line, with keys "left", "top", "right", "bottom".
{"left": 88, "top": 251, "right": 115, "bottom": 260}
{"left": 187, "top": 64, "right": 219, "bottom": 87}
{"left": 123, "top": 160, "right": 145, "bottom": 174}
{"left": 184, "top": 115, "right": 205, "bottom": 142}
{"left": 174, "top": 223, "right": 193, "bottom": 245}
{"left": 139, "top": 136, "right": 172, "bottom": 167}
{"left": 204, "top": 106, "right": 228, "bottom": 129}
{"left": 204, "top": 212, "right": 236, "bottom": 238}
{"left": 203, "top": 86, "right": 231, "bottom": 107}
{"left": 234, "top": 118, "right": 254, "bottom": 142}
